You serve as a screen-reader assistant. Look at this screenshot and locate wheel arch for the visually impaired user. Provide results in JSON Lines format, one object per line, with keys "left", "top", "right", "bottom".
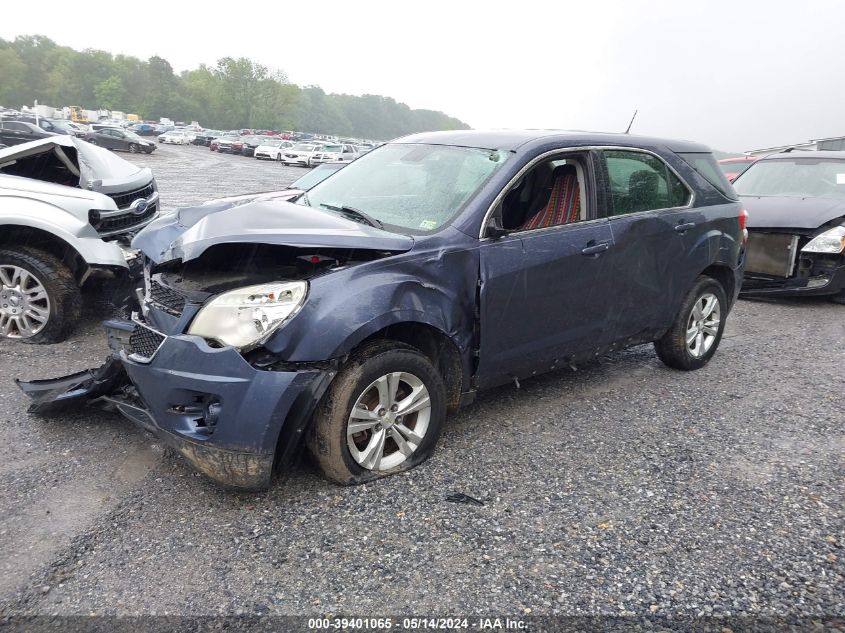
{"left": 0, "top": 224, "right": 88, "bottom": 283}
{"left": 700, "top": 263, "right": 737, "bottom": 308}
{"left": 350, "top": 320, "right": 465, "bottom": 414}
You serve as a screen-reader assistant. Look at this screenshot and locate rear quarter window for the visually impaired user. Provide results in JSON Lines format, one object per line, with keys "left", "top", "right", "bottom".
{"left": 677, "top": 152, "right": 738, "bottom": 201}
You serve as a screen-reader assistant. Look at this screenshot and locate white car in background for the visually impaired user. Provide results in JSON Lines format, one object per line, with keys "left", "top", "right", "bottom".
{"left": 279, "top": 143, "right": 322, "bottom": 166}
{"left": 254, "top": 139, "right": 295, "bottom": 161}
{"left": 158, "top": 130, "right": 193, "bottom": 145}
{"left": 308, "top": 143, "right": 359, "bottom": 166}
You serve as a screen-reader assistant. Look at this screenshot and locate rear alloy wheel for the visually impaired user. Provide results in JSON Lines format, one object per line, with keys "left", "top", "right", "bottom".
{"left": 0, "top": 247, "right": 81, "bottom": 344}
{"left": 308, "top": 341, "right": 447, "bottom": 485}
{"left": 654, "top": 275, "right": 727, "bottom": 370}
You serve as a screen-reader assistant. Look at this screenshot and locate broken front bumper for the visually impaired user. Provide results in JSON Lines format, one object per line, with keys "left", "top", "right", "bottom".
{"left": 17, "top": 320, "right": 334, "bottom": 490}
{"left": 740, "top": 256, "right": 845, "bottom": 298}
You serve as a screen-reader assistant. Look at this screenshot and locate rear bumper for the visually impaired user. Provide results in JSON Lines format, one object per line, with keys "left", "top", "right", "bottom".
{"left": 18, "top": 321, "right": 335, "bottom": 490}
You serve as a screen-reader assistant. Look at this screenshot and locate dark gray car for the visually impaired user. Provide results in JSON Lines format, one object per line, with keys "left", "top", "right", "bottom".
{"left": 0, "top": 120, "right": 56, "bottom": 146}
{"left": 735, "top": 151, "right": 845, "bottom": 302}
{"left": 19, "top": 130, "right": 745, "bottom": 490}
{"left": 84, "top": 128, "right": 156, "bottom": 154}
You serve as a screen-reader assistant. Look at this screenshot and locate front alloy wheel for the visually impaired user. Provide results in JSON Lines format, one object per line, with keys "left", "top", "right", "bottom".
{"left": 347, "top": 372, "right": 432, "bottom": 471}
{"left": 308, "top": 340, "right": 447, "bottom": 484}
{"left": 0, "top": 247, "right": 81, "bottom": 344}
{"left": 0, "top": 265, "right": 50, "bottom": 338}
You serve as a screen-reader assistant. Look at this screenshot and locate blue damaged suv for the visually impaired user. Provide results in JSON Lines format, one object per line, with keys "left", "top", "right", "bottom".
{"left": 18, "top": 130, "right": 746, "bottom": 489}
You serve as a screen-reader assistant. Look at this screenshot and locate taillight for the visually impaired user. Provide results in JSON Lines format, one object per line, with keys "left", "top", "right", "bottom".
{"left": 739, "top": 208, "right": 749, "bottom": 244}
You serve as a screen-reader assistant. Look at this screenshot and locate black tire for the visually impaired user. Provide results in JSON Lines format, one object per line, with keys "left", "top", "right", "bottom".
{"left": 308, "top": 340, "right": 447, "bottom": 485}
{"left": 128, "top": 143, "right": 138, "bottom": 153}
{"left": 830, "top": 289, "right": 845, "bottom": 305}
{"left": 0, "top": 246, "right": 82, "bottom": 344}
{"left": 654, "top": 275, "right": 728, "bottom": 371}
{"left": 88, "top": 139, "right": 97, "bottom": 145}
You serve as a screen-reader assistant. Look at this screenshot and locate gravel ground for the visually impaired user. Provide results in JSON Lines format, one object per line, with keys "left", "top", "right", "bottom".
{"left": 0, "top": 144, "right": 843, "bottom": 620}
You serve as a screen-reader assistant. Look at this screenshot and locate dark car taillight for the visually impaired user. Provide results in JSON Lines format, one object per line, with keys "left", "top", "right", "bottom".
{"left": 739, "top": 208, "right": 748, "bottom": 244}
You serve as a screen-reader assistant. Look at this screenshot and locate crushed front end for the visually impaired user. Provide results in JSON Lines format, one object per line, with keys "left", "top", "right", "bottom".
{"left": 740, "top": 228, "right": 845, "bottom": 298}
{"left": 17, "top": 251, "right": 340, "bottom": 490}
{"left": 16, "top": 197, "right": 415, "bottom": 489}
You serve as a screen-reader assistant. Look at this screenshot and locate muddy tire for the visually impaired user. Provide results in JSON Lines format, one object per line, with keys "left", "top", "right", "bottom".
{"left": 654, "top": 275, "right": 727, "bottom": 371}
{"left": 0, "top": 246, "right": 82, "bottom": 344}
{"left": 307, "top": 340, "right": 447, "bottom": 485}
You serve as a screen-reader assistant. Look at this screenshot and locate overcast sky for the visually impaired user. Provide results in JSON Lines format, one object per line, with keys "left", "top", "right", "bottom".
{"left": 2, "top": 0, "right": 843, "bottom": 151}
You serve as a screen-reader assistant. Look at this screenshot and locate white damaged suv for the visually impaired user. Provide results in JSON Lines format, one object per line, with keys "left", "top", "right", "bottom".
{"left": 0, "top": 136, "right": 159, "bottom": 343}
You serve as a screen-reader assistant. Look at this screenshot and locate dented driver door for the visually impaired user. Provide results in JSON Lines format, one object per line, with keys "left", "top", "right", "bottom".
{"left": 475, "top": 219, "right": 616, "bottom": 390}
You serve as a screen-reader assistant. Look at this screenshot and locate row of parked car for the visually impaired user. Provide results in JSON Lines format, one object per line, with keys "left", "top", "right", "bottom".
{"left": 0, "top": 115, "right": 157, "bottom": 154}
{"left": 206, "top": 133, "right": 375, "bottom": 166}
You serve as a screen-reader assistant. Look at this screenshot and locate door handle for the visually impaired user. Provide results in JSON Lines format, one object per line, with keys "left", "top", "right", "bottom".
{"left": 581, "top": 241, "right": 610, "bottom": 256}
{"left": 674, "top": 222, "right": 696, "bottom": 233}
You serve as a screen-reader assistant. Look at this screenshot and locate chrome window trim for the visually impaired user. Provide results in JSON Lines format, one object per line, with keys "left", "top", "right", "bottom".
{"left": 478, "top": 145, "right": 696, "bottom": 240}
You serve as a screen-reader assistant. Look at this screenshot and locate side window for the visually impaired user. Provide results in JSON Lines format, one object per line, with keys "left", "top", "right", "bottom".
{"left": 498, "top": 155, "right": 589, "bottom": 231}
{"left": 603, "top": 150, "right": 690, "bottom": 215}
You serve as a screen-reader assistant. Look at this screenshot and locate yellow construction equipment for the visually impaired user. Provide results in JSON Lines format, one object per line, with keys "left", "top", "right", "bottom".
{"left": 69, "top": 106, "right": 88, "bottom": 124}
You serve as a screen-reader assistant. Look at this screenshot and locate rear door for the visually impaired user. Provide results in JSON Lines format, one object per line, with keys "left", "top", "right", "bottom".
{"left": 96, "top": 129, "right": 118, "bottom": 149}
{"left": 476, "top": 151, "right": 616, "bottom": 388}
{"left": 598, "top": 149, "right": 698, "bottom": 340}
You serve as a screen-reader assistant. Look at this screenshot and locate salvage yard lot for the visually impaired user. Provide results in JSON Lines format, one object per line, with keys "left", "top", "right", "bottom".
{"left": 0, "top": 144, "right": 843, "bottom": 617}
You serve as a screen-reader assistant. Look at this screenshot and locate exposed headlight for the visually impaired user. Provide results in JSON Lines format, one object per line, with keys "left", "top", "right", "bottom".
{"left": 187, "top": 281, "right": 307, "bottom": 350}
{"left": 802, "top": 225, "right": 845, "bottom": 254}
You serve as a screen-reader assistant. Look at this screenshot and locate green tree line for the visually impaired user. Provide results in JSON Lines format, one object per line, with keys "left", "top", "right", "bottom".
{"left": 0, "top": 35, "right": 470, "bottom": 140}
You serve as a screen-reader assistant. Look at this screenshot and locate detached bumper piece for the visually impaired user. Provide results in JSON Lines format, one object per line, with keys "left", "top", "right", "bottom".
{"left": 16, "top": 356, "right": 128, "bottom": 415}
{"left": 17, "top": 319, "right": 334, "bottom": 490}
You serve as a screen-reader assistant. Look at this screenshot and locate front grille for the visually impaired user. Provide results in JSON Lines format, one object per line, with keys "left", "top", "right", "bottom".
{"left": 128, "top": 323, "right": 166, "bottom": 361}
{"left": 108, "top": 182, "right": 155, "bottom": 210}
{"left": 97, "top": 202, "right": 157, "bottom": 234}
{"left": 149, "top": 279, "right": 186, "bottom": 316}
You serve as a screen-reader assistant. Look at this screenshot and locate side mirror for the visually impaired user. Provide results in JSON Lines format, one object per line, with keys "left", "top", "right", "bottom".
{"left": 484, "top": 216, "right": 509, "bottom": 239}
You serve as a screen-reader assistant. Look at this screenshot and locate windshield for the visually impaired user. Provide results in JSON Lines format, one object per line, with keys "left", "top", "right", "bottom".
{"left": 301, "top": 143, "right": 510, "bottom": 234}
{"left": 733, "top": 158, "right": 845, "bottom": 199}
{"left": 291, "top": 164, "right": 345, "bottom": 190}
{"left": 260, "top": 140, "right": 282, "bottom": 147}
{"left": 320, "top": 145, "right": 342, "bottom": 153}
{"left": 292, "top": 143, "right": 315, "bottom": 151}
{"left": 124, "top": 131, "right": 143, "bottom": 140}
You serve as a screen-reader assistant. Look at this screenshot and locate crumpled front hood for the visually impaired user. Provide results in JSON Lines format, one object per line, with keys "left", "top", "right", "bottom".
{"left": 132, "top": 198, "right": 415, "bottom": 264}
{"left": 743, "top": 195, "right": 845, "bottom": 230}
{"left": 0, "top": 135, "right": 150, "bottom": 192}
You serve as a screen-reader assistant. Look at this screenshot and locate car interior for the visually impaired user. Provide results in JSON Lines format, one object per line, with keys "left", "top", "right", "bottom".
{"left": 499, "top": 157, "right": 588, "bottom": 231}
